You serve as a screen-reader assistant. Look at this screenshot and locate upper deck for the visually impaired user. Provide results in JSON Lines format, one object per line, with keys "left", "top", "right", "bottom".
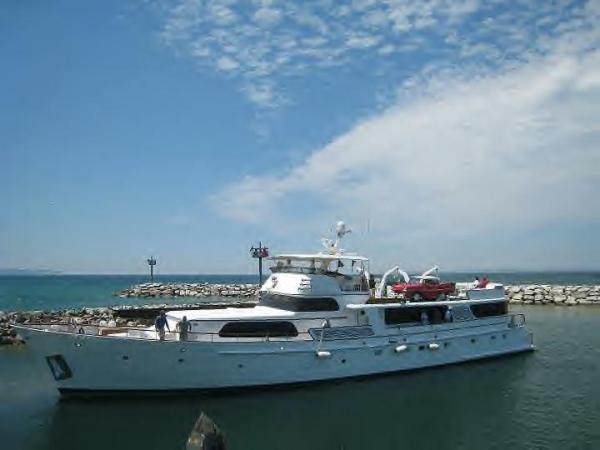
{"left": 262, "top": 252, "right": 371, "bottom": 301}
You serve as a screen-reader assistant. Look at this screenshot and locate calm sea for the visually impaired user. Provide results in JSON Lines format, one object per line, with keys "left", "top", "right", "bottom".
{"left": 1, "top": 275, "right": 600, "bottom": 450}
{"left": 1, "top": 272, "right": 600, "bottom": 312}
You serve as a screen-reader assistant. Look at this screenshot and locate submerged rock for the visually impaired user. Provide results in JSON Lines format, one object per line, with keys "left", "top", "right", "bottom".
{"left": 186, "top": 412, "right": 226, "bottom": 450}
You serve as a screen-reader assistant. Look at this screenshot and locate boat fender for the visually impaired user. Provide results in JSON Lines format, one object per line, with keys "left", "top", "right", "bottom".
{"left": 316, "top": 350, "right": 332, "bottom": 358}
{"left": 429, "top": 343, "right": 439, "bottom": 350}
{"left": 395, "top": 344, "right": 408, "bottom": 353}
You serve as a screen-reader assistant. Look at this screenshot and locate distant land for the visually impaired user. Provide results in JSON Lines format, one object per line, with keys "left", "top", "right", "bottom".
{"left": 0, "top": 268, "right": 62, "bottom": 276}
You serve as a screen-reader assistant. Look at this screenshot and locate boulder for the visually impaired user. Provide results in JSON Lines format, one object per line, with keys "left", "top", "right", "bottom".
{"left": 186, "top": 412, "right": 225, "bottom": 450}
{"left": 565, "top": 297, "right": 577, "bottom": 306}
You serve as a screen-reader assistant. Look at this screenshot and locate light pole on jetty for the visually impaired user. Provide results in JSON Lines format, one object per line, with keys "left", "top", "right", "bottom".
{"left": 250, "top": 242, "right": 269, "bottom": 286}
{"left": 147, "top": 256, "right": 157, "bottom": 282}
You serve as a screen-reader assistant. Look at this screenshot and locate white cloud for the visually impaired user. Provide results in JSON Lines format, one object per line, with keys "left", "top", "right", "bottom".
{"left": 152, "top": 0, "right": 480, "bottom": 107}
{"left": 209, "top": 4, "right": 238, "bottom": 26}
{"left": 378, "top": 44, "right": 395, "bottom": 55}
{"left": 216, "top": 56, "right": 239, "bottom": 71}
{"left": 154, "top": 0, "right": 599, "bottom": 109}
{"left": 243, "top": 82, "right": 282, "bottom": 108}
{"left": 212, "top": 41, "right": 600, "bottom": 248}
{"left": 253, "top": 7, "right": 282, "bottom": 26}
{"left": 346, "top": 34, "right": 381, "bottom": 49}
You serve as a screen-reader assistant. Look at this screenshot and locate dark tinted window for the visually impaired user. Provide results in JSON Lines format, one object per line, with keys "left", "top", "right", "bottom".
{"left": 385, "top": 306, "right": 446, "bottom": 325}
{"left": 470, "top": 302, "right": 507, "bottom": 318}
{"left": 261, "top": 294, "right": 339, "bottom": 312}
{"left": 219, "top": 321, "right": 298, "bottom": 337}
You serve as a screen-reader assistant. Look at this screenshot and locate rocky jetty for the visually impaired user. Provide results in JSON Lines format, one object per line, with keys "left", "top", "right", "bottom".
{"left": 116, "top": 282, "right": 259, "bottom": 298}
{"left": 505, "top": 285, "right": 600, "bottom": 305}
{"left": 0, "top": 300, "right": 258, "bottom": 346}
{"left": 0, "top": 311, "right": 23, "bottom": 346}
{"left": 115, "top": 282, "right": 600, "bottom": 306}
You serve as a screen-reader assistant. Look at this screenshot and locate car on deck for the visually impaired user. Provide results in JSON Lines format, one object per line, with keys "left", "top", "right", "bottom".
{"left": 391, "top": 276, "right": 456, "bottom": 301}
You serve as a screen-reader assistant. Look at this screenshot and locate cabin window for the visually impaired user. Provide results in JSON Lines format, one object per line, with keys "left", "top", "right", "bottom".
{"left": 261, "top": 294, "right": 339, "bottom": 312}
{"left": 218, "top": 321, "right": 298, "bottom": 338}
{"left": 384, "top": 306, "right": 447, "bottom": 325}
{"left": 470, "top": 302, "right": 507, "bottom": 318}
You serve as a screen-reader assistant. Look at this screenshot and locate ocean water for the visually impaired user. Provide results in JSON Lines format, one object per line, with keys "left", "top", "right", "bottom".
{"left": 1, "top": 272, "right": 600, "bottom": 312}
{"left": 1, "top": 305, "right": 599, "bottom": 450}
{"left": 0, "top": 275, "right": 258, "bottom": 312}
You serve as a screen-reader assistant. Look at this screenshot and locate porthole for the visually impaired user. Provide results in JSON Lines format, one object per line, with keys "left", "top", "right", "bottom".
{"left": 443, "top": 342, "right": 450, "bottom": 348}
{"left": 122, "top": 355, "right": 129, "bottom": 360}
{"left": 238, "top": 363, "right": 244, "bottom": 369}
{"left": 470, "top": 338, "right": 476, "bottom": 343}
{"left": 178, "top": 358, "right": 184, "bottom": 363}
{"left": 418, "top": 345, "right": 426, "bottom": 351}
{"left": 341, "top": 359, "right": 347, "bottom": 364}
{"left": 491, "top": 335, "right": 496, "bottom": 340}
{"left": 360, "top": 311, "right": 366, "bottom": 315}
{"left": 502, "top": 334, "right": 507, "bottom": 339}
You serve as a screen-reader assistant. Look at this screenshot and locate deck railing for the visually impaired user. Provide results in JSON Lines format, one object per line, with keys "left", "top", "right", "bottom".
{"left": 18, "top": 312, "right": 526, "bottom": 343}
{"left": 20, "top": 323, "right": 315, "bottom": 343}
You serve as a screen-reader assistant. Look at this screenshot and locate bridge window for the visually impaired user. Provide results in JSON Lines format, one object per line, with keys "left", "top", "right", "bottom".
{"left": 261, "top": 294, "right": 339, "bottom": 312}
{"left": 219, "top": 321, "right": 298, "bottom": 338}
{"left": 470, "top": 302, "right": 507, "bottom": 318}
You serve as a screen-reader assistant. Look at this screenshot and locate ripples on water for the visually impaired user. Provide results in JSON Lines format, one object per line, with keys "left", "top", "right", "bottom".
{"left": 1, "top": 306, "right": 599, "bottom": 450}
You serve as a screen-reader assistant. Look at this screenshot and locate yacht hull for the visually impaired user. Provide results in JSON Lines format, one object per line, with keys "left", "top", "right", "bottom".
{"left": 17, "top": 318, "right": 534, "bottom": 394}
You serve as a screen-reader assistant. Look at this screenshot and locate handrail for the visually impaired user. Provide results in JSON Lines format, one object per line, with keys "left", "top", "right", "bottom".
{"left": 15, "top": 322, "right": 315, "bottom": 343}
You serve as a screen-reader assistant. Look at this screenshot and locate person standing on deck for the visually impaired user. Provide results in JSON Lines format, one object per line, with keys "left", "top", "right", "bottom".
{"left": 155, "top": 310, "right": 170, "bottom": 341}
{"left": 177, "top": 316, "right": 191, "bottom": 341}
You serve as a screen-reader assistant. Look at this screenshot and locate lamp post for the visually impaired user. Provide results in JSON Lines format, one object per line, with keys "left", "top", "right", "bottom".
{"left": 250, "top": 242, "right": 269, "bottom": 286}
{"left": 147, "top": 256, "right": 157, "bottom": 282}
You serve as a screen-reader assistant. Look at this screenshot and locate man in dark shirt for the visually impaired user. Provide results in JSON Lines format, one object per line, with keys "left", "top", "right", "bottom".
{"left": 176, "top": 315, "right": 191, "bottom": 341}
{"left": 155, "top": 310, "right": 170, "bottom": 341}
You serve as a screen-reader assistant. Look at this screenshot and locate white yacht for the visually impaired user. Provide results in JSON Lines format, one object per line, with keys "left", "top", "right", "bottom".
{"left": 15, "top": 223, "right": 534, "bottom": 395}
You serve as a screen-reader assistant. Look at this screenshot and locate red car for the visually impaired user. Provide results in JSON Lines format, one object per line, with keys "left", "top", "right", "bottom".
{"left": 391, "top": 278, "right": 456, "bottom": 301}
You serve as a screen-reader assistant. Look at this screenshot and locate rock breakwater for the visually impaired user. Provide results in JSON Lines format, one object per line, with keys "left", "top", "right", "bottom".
{"left": 0, "top": 300, "right": 258, "bottom": 346}
{"left": 505, "top": 285, "right": 600, "bottom": 305}
{"left": 116, "top": 282, "right": 259, "bottom": 298}
{"left": 116, "top": 282, "right": 600, "bottom": 306}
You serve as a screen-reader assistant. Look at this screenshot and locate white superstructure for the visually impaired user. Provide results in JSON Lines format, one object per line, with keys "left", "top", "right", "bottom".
{"left": 15, "top": 223, "right": 534, "bottom": 395}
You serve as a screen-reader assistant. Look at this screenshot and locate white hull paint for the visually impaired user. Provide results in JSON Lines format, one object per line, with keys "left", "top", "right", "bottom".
{"left": 18, "top": 316, "right": 533, "bottom": 393}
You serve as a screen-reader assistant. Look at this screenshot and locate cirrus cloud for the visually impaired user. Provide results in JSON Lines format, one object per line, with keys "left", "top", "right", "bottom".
{"left": 152, "top": 0, "right": 597, "bottom": 108}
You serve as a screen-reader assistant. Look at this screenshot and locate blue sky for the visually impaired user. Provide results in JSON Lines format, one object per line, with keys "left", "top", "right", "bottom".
{"left": 1, "top": 0, "right": 599, "bottom": 274}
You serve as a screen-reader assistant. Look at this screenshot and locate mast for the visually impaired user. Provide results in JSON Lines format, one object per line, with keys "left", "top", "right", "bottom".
{"left": 147, "top": 256, "right": 157, "bottom": 282}
{"left": 250, "top": 242, "right": 269, "bottom": 286}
